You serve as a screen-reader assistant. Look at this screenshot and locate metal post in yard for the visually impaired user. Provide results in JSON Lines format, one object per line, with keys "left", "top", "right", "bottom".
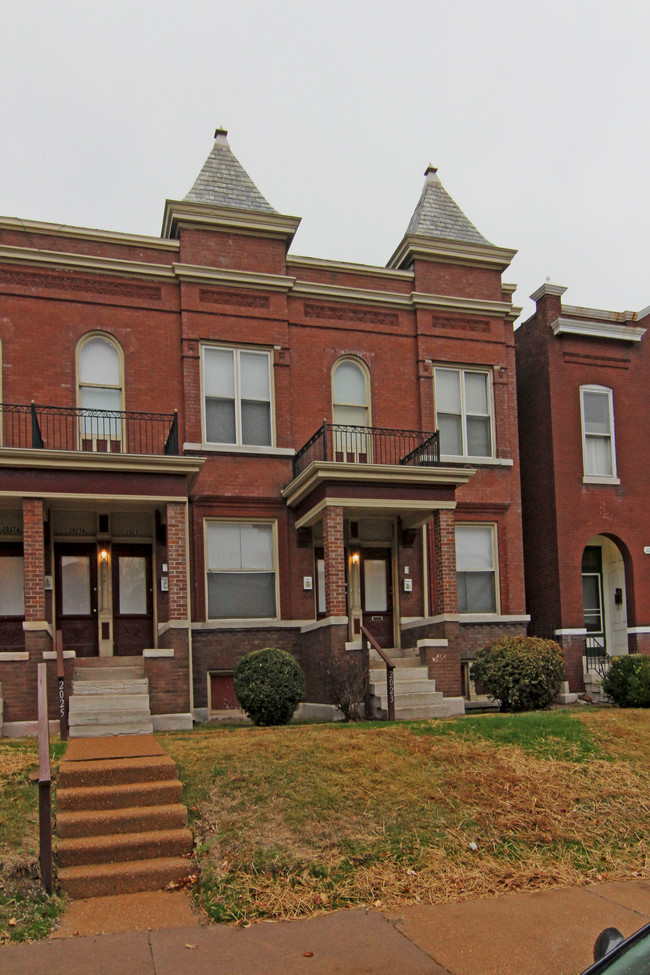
{"left": 37, "top": 662, "right": 53, "bottom": 894}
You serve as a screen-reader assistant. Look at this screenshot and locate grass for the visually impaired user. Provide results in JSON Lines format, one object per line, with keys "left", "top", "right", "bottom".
{"left": 0, "top": 737, "right": 66, "bottom": 945}
{"left": 162, "top": 708, "right": 650, "bottom": 925}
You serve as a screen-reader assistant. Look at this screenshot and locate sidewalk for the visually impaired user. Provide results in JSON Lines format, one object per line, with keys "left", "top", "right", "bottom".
{"left": 2, "top": 878, "right": 650, "bottom": 975}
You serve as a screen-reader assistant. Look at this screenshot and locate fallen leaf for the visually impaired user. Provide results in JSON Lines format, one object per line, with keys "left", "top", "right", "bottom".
{"left": 185, "top": 943, "right": 197, "bottom": 950}
{"left": 8, "top": 919, "right": 17, "bottom": 927}
{"left": 303, "top": 951, "right": 314, "bottom": 957}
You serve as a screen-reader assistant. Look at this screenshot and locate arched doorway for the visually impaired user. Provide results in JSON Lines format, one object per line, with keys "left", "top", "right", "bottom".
{"left": 581, "top": 535, "right": 628, "bottom": 656}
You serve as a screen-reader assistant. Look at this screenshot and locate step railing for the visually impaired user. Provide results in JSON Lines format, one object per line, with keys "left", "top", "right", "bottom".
{"left": 37, "top": 662, "right": 53, "bottom": 893}
{"left": 361, "top": 625, "right": 395, "bottom": 721}
{"left": 585, "top": 635, "right": 611, "bottom": 679}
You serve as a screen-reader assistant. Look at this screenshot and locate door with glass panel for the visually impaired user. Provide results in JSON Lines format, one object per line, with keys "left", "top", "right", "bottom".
{"left": 112, "top": 544, "right": 153, "bottom": 655}
{"left": 55, "top": 544, "right": 99, "bottom": 657}
{"left": 0, "top": 545, "right": 25, "bottom": 651}
{"left": 361, "top": 549, "right": 393, "bottom": 647}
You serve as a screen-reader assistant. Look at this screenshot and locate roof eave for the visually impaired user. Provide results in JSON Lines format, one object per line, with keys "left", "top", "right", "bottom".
{"left": 161, "top": 199, "right": 301, "bottom": 249}
{"left": 387, "top": 233, "right": 517, "bottom": 273}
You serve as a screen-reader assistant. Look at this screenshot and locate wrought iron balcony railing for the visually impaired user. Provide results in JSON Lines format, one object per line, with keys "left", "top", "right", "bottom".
{"left": 0, "top": 402, "right": 179, "bottom": 456}
{"left": 292, "top": 422, "right": 439, "bottom": 479}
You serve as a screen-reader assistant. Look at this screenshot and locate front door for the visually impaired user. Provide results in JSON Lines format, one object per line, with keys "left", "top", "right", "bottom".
{"left": 55, "top": 544, "right": 99, "bottom": 657}
{"left": 112, "top": 544, "right": 153, "bottom": 655}
{"left": 361, "top": 548, "right": 393, "bottom": 647}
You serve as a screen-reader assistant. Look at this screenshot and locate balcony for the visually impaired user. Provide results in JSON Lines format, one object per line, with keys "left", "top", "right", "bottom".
{"left": 292, "top": 422, "right": 440, "bottom": 480}
{"left": 0, "top": 402, "right": 179, "bottom": 457}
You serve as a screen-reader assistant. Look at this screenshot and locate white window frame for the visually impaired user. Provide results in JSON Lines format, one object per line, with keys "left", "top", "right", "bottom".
{"left": 434, "top": 366, "right": 495, "bottom": 460}
{"left": 202, "top": 345, "right": 274, "bottom": 448}
{"left": 455, "top": 523, "right": 500, "bottom": 616}
{"left": 76, "top": 333, "right": 125, "bottom": 449}
{"left": 580, "top": 385, "right": 619, "bottom": 484}
{"left": 204, "top": 519, "right": 279, "bottom": 621}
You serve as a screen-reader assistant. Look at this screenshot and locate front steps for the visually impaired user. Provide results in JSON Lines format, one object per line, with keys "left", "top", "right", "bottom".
{"left": 56, "top": 735, "right": 193, "bottom": 898}
{"left": 369, "top": 648, "right": 465, "bottom": 720}
{"left": 69, "top": 658, "right": 154, "bottom": 737}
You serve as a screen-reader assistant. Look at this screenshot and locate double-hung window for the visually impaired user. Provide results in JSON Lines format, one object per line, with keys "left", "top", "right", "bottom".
{"left": 203, "top": 347, "right": 272, "bottom": 446}
{"left": 206, "top": 521, "right": 277, "bottom": 619}
{"left": 455, "top": 524, "right": 498, "bottom": 614}
{"left": 580, "top": 386, "right": 617, "bottom": 480}
{"left": 434, "top": 367, "right": 493, "bottom": 458}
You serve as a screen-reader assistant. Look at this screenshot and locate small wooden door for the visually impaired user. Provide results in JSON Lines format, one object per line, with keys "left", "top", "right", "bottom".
{"left": 210, "top": 674, "right": 239, "bottom": 711}
{"left": 112, "top": 544, "right": 153, "bottom": 655}
{"left": 361, "top": 548, "right": 393, "bottom": 648}
{"left": 55, "top": 544, "right": 99, "bottom": 657}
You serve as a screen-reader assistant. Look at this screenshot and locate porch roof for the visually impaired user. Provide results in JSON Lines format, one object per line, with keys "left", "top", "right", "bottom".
{"left": 282, "top": 460, "right": 475, "bottom": 529}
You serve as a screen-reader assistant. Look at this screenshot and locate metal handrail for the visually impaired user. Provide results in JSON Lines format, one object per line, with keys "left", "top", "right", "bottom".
{"left": 585, "top": 635, "right": 611, "bottom": 679}
{"left": 361, "top": 625, "right": 395, "bottom": 721}
{"left": 293, "top": 422, "right": 440, "bottom": 479}
{"left": 0, "top": 402, "right": 180, "bottom": 456}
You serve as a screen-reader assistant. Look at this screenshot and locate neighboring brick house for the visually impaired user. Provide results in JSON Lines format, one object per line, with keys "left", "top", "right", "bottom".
{"left": 0, "top": 130, "right": 527, "bottom": 733}
{"left": 515, "top": 284, "right": 650, "bottom": 691}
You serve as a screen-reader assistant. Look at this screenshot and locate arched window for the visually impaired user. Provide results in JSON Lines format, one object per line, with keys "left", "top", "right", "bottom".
{"left": 77, "top": 335, "right": 124, "bottom": 450}
{"left": 331, "top": 358, "right": 371, "bottom": 462}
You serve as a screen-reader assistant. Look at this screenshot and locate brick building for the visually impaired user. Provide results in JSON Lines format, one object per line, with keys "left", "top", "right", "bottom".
{"left": 516, "top": 284, "right": 650, "bottom": 692}
{"left": 0, "top": 130, "right": 527, "bottom": 733}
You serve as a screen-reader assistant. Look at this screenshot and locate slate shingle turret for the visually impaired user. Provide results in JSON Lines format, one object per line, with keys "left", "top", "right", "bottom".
{"left": 184, "top": 128, "right": 277, "bottom": 213}
{"left": 405, "top": 164, "right": 490, "bottom": 245}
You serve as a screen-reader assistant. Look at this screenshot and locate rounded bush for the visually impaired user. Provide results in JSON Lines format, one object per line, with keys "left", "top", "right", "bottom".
{"left": 602, "top": 654, "right": 650, "bottom": 708}
{"left": 233, "top": 647, "right": 305, "bottom": 726}
{"left": 470, "top": 636, "right": 565, "bottom": 712}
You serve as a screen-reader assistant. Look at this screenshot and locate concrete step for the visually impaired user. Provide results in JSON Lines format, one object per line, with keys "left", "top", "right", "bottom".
{"left": 56, "top": 779, "right": 184, "bottom": 812}
{"left": 374, "top": 704, "right": 455, "bottom": 720}
{"left": 68, "top": 708, "right": 153, "bottom": 726}
{"left": 58, "top": 856, "right": 191, "bottom": 899}
{"left": 371, "top": 690, "right": 444, "bottom": 708}
{"left": 69, "top": 694, "right": 151, "bottom": 712}
{"left": 57, "top": 827, "right": 193, "bottom": 868}
{"left": 71, "top": 679, "right": 149, "bottom": 695}
{"left": 69, "top": 721, "right": 155, "bottom": 737}
{"left": 369, "top": 666, "right": 430, "bottom": 682}
{"left": 56, "top": 802, "right": 188, "bottom": 839}
{"left": 74, "top": 662, "right": 145, "bottom": 681}
{"left": 369, "top": 678, "right": 437, "bottom": 695}
{"left": 57, "top": 755, "right": 178, "bottom": 789}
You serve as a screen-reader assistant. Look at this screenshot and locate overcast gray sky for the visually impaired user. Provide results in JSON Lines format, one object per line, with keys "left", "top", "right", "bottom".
{"left": 1, "top": 0, "right": 648, "bottom": 322}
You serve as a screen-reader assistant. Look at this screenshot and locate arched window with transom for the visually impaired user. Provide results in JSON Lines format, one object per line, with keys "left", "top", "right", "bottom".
{"left": 331, "top": 357, "right": 371, "bottom": 462}
{"left": 77, "top": 335, "right": 124, "bottom": 451}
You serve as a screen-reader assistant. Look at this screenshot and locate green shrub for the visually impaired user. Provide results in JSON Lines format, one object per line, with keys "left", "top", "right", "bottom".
{"left": 233, "top": 647, "right": 305, "bottom": 726}
{"left": 602, "top": 654, "right": 650, "bottom": 708}
{"left": 470, "top": 636, "right": 565, "bottom": 712}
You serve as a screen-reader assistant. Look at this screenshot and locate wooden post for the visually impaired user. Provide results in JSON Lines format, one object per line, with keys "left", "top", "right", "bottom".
{"left": 56, "top": 630, "right": 68, "bottom": 741}
{"left": 37, "top": 663, "right": 53, "bottom": 894}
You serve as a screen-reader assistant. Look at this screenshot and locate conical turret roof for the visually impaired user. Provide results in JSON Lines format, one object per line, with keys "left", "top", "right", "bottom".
{"left": 405, "top": 165, "right": 489, "bottom": 245}
{"left": 184, "top": 128, "right": 277, "bottom": 213}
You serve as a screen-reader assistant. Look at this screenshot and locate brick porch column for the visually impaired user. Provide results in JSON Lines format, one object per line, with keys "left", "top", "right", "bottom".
{"left": 22, "top": 498, "right": 51, "bottom": 656}
{"left": 432, "top": 508, "right": 458, "bottom": 615}
{"left": 323, "top": 505, "right": 346, "bottom": 618}
{"left": 166, "top": 502, "right": 189, "bottom": 622}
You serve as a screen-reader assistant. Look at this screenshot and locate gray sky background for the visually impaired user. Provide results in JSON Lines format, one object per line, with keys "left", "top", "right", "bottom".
{"left": 1, "top": 0, "right": 648, "bottom": 323}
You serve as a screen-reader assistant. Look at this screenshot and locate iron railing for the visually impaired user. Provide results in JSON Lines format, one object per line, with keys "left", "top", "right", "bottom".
{"left": 0, "top": 402, "right": 179, "bottom": 456}
{"left": 292, "top": 421, "right": 440, "bottom": 479}
{"left": 585, "top": 635, "right": 611, "bottom": 679}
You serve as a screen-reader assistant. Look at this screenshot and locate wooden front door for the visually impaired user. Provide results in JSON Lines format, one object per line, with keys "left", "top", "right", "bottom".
{"left": 361, "top": 548, "right": 393, "bottom": 648}
{"left": 112, "top": 544, "right": 153, "bottom": 655}
{"left": 55, "top": 544, "right": 99, "bottom": 658}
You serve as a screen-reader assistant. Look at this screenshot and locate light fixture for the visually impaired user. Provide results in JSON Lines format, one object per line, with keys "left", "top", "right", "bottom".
{"left": 99, "top": 549, "right": 109, "bottom": 564}
{"left": 351, "top": 551, "right": 360, "bottom": 565}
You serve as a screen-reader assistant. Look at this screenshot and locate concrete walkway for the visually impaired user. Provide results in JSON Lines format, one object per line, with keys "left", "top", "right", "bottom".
{"left": 3, "top": 878, "right": 650, "bottom": 975}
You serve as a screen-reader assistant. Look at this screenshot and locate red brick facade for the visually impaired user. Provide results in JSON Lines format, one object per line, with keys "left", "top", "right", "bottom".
{"left": 516, "top": 284, "right": 650, "bottom": 690}
{"left": 0, "top": 134, "right": 529, "bottom": 729}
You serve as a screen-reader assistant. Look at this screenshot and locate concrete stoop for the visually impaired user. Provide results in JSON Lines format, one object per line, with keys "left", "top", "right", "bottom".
{"left": 69, "top": 658, "right": 154, "bottom": 737}
{"left": 56, "top": 735, "right": 193, "bottom": 898}
{"left": 369, "top": 649, "right": 465, "bottom": 720}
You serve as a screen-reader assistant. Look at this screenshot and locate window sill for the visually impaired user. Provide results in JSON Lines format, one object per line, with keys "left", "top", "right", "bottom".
{"left": 459, "top": 613, "right": 530, "bottom": 624}
{"left": 184, "top": 442, "right": 295, "bottom": 457}
{"left": 582, "top": 475, "right": 620, "bottom": 485}
{"left": 440, "top": 455, "right": 513, "bottom": 467}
